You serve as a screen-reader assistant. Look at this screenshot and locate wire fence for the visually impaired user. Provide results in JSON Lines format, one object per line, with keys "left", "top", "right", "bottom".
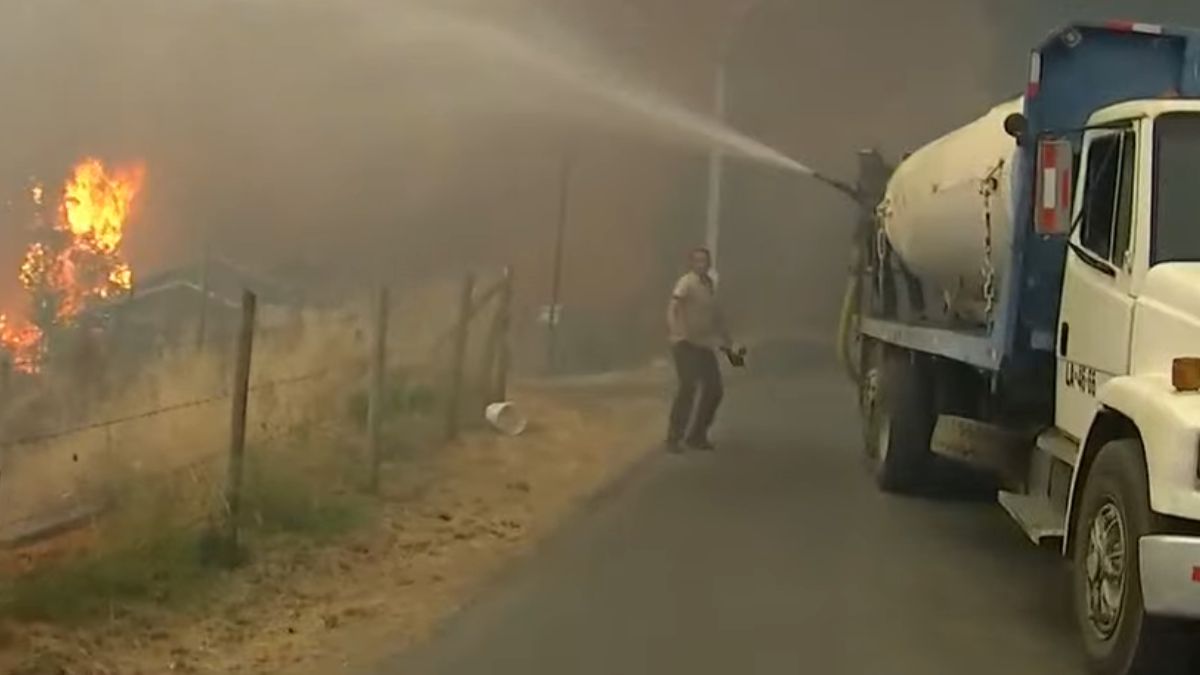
{"left": 0, "top": 267, "right": 515, "bottom": 594}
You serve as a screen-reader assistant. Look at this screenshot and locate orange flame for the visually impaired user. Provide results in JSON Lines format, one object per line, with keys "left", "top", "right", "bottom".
{"left": 0, "top": 158, "right": 144, "bottom": 372}
{"left": 0, "top": 313, "right": 43, "bottom": 372}
{"left": 18, "top": 242, "right": 49, "bottom": 291}
{"left": 62, "top": 159, "right": 144, "bottom": 256}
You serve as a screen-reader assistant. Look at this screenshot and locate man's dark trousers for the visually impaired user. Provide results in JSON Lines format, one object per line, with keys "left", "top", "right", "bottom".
{"left": 668, "top": 340, "right": 723, "bottom": 444}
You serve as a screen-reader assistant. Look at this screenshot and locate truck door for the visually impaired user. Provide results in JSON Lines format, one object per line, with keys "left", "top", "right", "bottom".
{"left": 1055, "top": 127, "right": 1138, "bottom": 440}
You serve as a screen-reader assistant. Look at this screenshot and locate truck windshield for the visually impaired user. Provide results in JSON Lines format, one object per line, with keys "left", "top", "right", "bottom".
{"left": 1153, "top": 113, "right": 1200, "bottom": 264}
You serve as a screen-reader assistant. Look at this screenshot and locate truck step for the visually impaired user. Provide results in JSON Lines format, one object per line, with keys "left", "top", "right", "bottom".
{"left": 998, "top": 491, "right": 1065, "bottom": 544}
{"left": 1035, "top": 428, "right": 1080, "bottom": 467}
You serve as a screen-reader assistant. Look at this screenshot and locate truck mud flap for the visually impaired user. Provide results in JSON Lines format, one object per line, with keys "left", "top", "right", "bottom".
{"left": 930, "top": 415, "right": 1031, "bottom": 490}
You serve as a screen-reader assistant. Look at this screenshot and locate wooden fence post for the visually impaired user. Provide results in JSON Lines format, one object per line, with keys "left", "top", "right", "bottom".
{"left": 493, "top": 267, "right": 514, "bottom": 402}
{"left": 196, "top": 244, "right": 212, "bottom": 351}
{"left": 366, "top": 286, "right": 389, "bottom": 493}
{"left": 445, "top": 274, "right": 475, "bottom": 441}
{"left": 222, "top": 289, "right": 256, "bottom": 564}
{"left": 0, "top": 354, "right": 11, "bottom": 400}
{"left": 477, "top": 275, "right": 505, "bottom": 404}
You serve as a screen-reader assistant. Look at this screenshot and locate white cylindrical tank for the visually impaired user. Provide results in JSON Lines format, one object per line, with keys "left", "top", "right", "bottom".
{"left": 880, "top": 97, "right": 1022, "bottom": 324}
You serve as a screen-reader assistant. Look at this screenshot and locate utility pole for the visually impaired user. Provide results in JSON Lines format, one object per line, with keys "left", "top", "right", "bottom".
{"left": 705, "top": 62, "right": 727, "bottom": 271}
{"left": 707, "top": 0, "right": 768, "bottom": 276}
{"left": 546, "top": 151, "right": 574, "bottom": 374}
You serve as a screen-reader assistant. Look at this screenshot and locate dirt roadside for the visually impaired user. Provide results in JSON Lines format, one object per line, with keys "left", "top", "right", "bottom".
{"left": 1, "top": 373, "right": 666, "bottom": 675}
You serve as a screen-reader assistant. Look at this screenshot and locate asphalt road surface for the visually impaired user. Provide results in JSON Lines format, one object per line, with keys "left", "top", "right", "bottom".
{"left": 380, "top": 358, "right": 1087, "bottom": 675}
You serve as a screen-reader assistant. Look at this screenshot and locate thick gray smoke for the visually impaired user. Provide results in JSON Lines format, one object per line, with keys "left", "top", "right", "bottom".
{"left": 5, "top": 0, "right": 1192, "bottom": 370}
{"left": 0, "top": 1, "right": 583, "bottom": 298}
{"left": 986, "top": 1, "right": 1200, "bottom": 86}
{"left": 718, "top": 0, "right": 1200, "bottom": 343}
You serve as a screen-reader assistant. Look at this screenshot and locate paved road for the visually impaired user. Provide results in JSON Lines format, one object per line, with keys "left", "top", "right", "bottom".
{"left": 380, "top": 362, "right": 1087, "bottom": 675}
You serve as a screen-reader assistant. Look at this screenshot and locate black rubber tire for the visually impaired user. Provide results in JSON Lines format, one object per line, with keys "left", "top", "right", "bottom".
{"left": 1072, "top": 439, "right": 1193, "bottom": 675}
{"left": 863, "top": 347, "right": 935, "bottom": 493}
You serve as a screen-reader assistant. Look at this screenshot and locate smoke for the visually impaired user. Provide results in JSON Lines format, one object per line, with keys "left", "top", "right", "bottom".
{"left": 986, "top": 0, "right": 1200, "bottom": 85}
{"left": 710, "top": 0, "right": 1000, "bottom": 340}
{"left": 0, "top": 2, "right": 722, "bottom": 301}
{"left": 0, "top": 0, "right": 776, "bottom": 370}
{"left": 714, "top": 0, "right": 1200, "bottom": 341}
{"left": 6, "top": 0, "right": 1182, "bottom": 369}
{"left": 356, "top": 8, "right": 813, "bottom": 175}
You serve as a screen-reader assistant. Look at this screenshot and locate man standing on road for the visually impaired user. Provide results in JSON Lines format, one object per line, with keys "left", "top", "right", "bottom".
{"left": 666, "top": 247, "right": 733, "bottom": 452}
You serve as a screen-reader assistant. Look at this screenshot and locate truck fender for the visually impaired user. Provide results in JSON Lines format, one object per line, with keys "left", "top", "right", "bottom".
{"left": 1064, "top": 374, "right": 1200, "bottom": 554}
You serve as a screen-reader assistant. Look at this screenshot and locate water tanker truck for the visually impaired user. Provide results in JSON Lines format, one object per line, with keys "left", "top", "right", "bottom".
{"left": 840, "top": 22, "right": 1200, "bottom": 674}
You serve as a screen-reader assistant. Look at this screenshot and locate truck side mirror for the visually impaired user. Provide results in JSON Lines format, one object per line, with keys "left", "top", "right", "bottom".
{"left": 1036, "top": 137, "right": 1074, "bottom": 236}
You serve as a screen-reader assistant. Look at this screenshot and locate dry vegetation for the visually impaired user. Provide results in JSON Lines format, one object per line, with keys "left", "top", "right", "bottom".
{"left": 0, "top": 277, "right": 666, "bottom": 674}
{"left": 0, "top": 383, "right": 664, "bottom": 675}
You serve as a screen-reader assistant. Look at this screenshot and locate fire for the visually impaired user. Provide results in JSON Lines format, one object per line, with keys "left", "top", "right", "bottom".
{"left": 0, "top": 158, "right": 145, "bottom": 372}
{"left": 18, "top": 242, "right": 49, "bottom": 291}
{"left": 63, "top": 159, "right": 144, "bottom": 255}
{"left": 0, "top": 313, "right": 42, "bottom": 371}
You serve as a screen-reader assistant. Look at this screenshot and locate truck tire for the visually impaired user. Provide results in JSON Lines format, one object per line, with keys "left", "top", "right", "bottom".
{"left": 862, "top": 345, "right": 935, "bottom": 493}
{"left": 1072, "top": 439, "right": 1193, "bottom": 675}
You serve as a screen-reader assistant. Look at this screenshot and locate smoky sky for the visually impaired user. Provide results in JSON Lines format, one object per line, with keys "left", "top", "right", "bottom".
{"left": 3, "top": 0, "right": 1199, "bottom": 367}
{"left": 0, "top": 1, "right": 729, "bottom": 315}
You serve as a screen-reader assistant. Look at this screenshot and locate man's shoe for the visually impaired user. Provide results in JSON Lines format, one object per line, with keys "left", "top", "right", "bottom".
{"left": 685, "top": 438, "right": 715, "bottom": 451}
{"left": 665, "top": 439, "right": 685, "bottom": 453}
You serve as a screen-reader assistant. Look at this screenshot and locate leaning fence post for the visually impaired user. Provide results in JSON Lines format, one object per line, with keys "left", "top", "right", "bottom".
{"left": 446, "top": 273, "right": 475, "bottom": 441}
{"left": 366, "top": 286, "right": 389, "bottom": 493}
{"left": 478, "top": 281, "right": 503, "bottom": 403}
{"left": 222, "top": 289, "right": 256, "bottom": 564}
{"left": 493, "top": 267, "right": 514, "bottom": 402}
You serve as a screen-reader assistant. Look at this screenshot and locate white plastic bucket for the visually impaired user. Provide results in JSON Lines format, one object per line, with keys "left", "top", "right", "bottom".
{"left": 485, "top": 401, "right": 527, "bottom": 436}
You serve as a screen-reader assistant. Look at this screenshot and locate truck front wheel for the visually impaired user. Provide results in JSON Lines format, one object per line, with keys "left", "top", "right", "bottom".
{"left": 862, "top": 345, "right": 934, "bottom": 493}
{"left": 1072, "top": 439, "right": 1193, "bottom": 675}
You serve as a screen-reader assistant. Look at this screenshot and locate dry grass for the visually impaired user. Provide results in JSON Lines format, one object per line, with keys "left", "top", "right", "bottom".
{"left": 0, "top": 276, "right": 482, "bottom": 548}
{"left": 0, "top": 272, "right": 569, "bottom": 674}
{"left": 0, "top": 415, "right": 373, "bottom": 623}
{"left": 0, "top": 377, "right": 664, "bottom": 675}
{"left": 0, "top": 309, "right": 363, "bottom": 546}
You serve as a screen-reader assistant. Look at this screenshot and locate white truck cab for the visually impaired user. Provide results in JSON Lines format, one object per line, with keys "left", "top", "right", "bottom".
{"left": 1058, "top": 100, "right": 1200, "bottom": 454}
{"left": 1053, "top": 102, "right": 1200, "bottom": 655}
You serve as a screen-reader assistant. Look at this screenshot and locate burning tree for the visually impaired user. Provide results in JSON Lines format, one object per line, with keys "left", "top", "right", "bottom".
{"left": 0, "top": 158, "right": 145, "bottom": 372}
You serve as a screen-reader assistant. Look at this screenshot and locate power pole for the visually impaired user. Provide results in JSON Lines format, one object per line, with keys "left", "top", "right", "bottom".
{"left": 705, "top": 62, "right": 727, "bottom": 270}
{"left": 547, "top": 151, "right": 574, "bottom": 374}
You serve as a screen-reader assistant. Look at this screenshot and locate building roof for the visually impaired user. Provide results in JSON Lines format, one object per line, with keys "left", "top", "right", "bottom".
{"left": 83, "top": 254, "right": 297, "bottom": 320}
